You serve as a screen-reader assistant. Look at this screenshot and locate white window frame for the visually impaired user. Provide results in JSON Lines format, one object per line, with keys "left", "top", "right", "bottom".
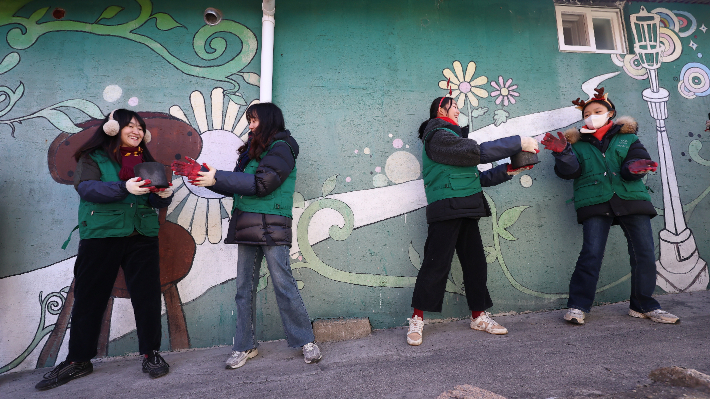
{"left": 555, "top": 5, "right": 628, "bottom": 54}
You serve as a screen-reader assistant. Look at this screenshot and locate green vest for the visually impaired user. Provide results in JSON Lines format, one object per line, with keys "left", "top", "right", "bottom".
{"left": 422, "top": 127, "right": 482, "bottom": 204}
{"left": 571, "top": 133, "right": 652, "bottom": 210}
{"left": 233, "top": 140, "right": 297, "bottom": 218}
{"left": 77, "top": 151, "right": 160, "bottom": 239}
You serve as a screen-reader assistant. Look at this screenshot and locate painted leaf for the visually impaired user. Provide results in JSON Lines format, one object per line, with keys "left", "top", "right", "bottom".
{"left": 238, "top": 72, "right": 261, "bottom": 87}
{"left": 293, "top": 192, "right": 305, "bottom": 208}
{"left": 296, "top": 280, "right": 305, "bottom": 290}
{"left": 152, "top": 13, "right": 184, "bottom": 31}
{"left": 493, "top": 109, "right": 509, "bottom": 126}
{"left": 408, "top": 242, "right": 421, "bottom": 270}
{"left": 96, "top": 6, "right": 123, "bottom": 22}
{"left": 497, "top": 228, "right": 517, "bottom": 241}
{"left": 52, "top": 99, "right": 104, "bottom": 119}
{"left": 471, "top": 106, "right": 489, "bottom": 118}
{"left": 0, "top": 52, "right": 20, "bottom": 75}
{"left": 484, "top": 246, "right": 497, "bottom": 263}
{"left": 498, "top": 206, "right": 529, "bottom": 230}
{"left": 226, "top": 93, "right": 247, "bottom": 106}
{"left": 29, "top": 7, "right": 49, "bottom": 22}
{"left": 0, "top": 82, "right": 25, "bottom": 119}
{"left": 34, "top": 109, "right": 81, "bottom": 133}
{"left": 322, "top": 175, "right": 337, "bottom": 197}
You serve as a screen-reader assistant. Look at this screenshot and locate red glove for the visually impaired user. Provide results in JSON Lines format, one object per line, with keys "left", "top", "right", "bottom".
{"left": 171, "top": 157, "right": 206, "bottom": 181}
{"left": 149, "top": 182, "right": 173, "bottom": 193}
{"left": 541, "top": 132, "right": 568, "bottom": 153}
{"left": 506, "top": 164, "right": 533, "bottom": 175}
{"left": 628, "top": 159, "right": 658, "bottom": 174}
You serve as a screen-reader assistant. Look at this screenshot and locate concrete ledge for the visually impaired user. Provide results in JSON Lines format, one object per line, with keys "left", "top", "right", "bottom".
{"left": 649, "top": 366, "right": 710, "bottom": 392}
{"left": 312, "top": 317, "right": 371, "bottom": 343}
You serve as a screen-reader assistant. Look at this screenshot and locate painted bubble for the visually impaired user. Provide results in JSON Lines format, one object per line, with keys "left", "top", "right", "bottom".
{"left": 128, "top": 97, "right": 139, "bottom": 106}
{"left": 346, "top": 176, "right": 351, "bottom": 182}
{"left": 103, "top": 85, "right": 122, "bottom": 102}
{"left": 520, "top": 174, "right": 533, "bottom": 188}
{"left": 375, "top": 166, "right": 381, "bottom": 173}
{"left": 364, "top": 147, "right": 371, "bottom": 155}
{"left": 385, "top": 151, "right": 421, "bottom": 184}
{"left": 372, "top": 174, "right": 388, "bottom": 187}
{"left": 393, "top": 139, "right": 403, "bottom": 148}
{"left": 389, "top": 134, "right": 393, "bottom": 138}
{"left": 354, "top": 150, "right": 359, "bottom": 154}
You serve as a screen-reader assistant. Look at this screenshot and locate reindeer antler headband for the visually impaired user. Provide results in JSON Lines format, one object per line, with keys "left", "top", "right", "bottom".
{"left": 438, "top": 78, "right": 453, "bottom": 109}
{"left": 572, "top": 87, "right": 613, "bottom": 111}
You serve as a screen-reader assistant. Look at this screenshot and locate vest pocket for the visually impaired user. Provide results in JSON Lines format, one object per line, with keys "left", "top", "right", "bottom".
{"left": 137, "top": 209, "right": 160, "bottom": 236}
{"left": 88, "top": 210, "right": 125, "bottom": 230}
{"left": 449, "top": 173, "right": 480, "bottom": 190}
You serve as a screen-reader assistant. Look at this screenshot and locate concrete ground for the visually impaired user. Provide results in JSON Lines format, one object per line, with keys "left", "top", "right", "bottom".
{"left": 1, "top": 290, "right": 708, "bottom": 399}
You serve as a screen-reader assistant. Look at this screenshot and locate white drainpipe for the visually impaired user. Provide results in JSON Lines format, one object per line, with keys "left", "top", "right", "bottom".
{"left": 260, "top": 0, "right": 275, "bottom": 103}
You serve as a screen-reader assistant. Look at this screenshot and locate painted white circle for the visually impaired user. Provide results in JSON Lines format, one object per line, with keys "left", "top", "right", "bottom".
{"left": 373, "top": 174, "right": 388, "bottom": 187}
{"left": 184, "top": 130, "right": 244, "bottom": 199}
{"left": 385, "top": 151, "right": 421, "bottom": 184}
{"left": 520, "top": 174, "right": 533, "bottom": 188}
{"left": 128, "top": 97, "right": 139, "bottom": 106}
{"left": 364, "top": 147, "right": 371, "bottom": 155}
{"left": 103, "top": 85, "right": 122, "bottom": 102}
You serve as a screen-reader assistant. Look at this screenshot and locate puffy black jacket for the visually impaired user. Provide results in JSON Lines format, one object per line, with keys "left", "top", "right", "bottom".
{"left": 209, "top": 130, "right": 299, "bottom": 246}
{"left": 422, "top": 118, "right": 522, "bottom": 223}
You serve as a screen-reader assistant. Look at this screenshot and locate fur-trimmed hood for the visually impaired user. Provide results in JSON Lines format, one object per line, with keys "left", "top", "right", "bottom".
{"left": 563, "top": 116, "right": 637, "bottom": 144}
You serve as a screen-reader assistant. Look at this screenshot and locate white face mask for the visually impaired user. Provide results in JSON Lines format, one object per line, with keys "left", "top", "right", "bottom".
{"left": 584, "top": 113, "right": 610, "bottom": 129}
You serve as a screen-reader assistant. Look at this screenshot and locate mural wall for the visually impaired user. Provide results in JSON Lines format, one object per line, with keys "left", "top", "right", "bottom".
{"left": 1, "top": 0, "right": 709, "bottom": 374}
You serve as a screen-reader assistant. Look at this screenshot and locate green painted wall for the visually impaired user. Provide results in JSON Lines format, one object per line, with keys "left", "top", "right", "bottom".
{"left": 1, "top": 0, "right": 709, "bottom": 372}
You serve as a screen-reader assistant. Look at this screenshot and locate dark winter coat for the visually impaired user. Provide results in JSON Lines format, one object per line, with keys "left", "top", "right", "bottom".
{"left": 421, "top": 118, "right": 522, "bottom": 223}
{"left": 209, "top": 130, "right": 299, "bottom": 246}
{"left": 552, "top": 116, "right": 657, "bottom": 224}
{"left": 74, "top": 152, "right": 173, "bottom": 209}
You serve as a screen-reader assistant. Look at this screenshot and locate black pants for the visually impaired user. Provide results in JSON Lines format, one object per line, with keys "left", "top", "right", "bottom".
{"left": 67, "top": 235, "right": 162, "bottom": 362}
{"left": 411, "top": 218, "right": 492, "bottom": 313}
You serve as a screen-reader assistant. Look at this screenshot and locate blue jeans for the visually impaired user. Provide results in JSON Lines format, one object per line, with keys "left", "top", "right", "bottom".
{"left": 567, "top": 215, "right": 661, "bottom": 313}
{"left": 232, "top": 244, "right": 315, "bottom": 351}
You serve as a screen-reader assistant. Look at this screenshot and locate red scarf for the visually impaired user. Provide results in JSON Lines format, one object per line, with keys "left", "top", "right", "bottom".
{"left": 118, "top": 146, "right": 144, "bottom": 180}
{"left": 584, "top": 120, "right": 614, "bottom": 141}
{"left": 437, "top": 116, "right": 458, "bottom": 126}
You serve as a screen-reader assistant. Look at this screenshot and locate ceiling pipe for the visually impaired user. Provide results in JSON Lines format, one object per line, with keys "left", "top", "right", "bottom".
{"left": 260, "top": 0, "right": 275, "bottom": 103}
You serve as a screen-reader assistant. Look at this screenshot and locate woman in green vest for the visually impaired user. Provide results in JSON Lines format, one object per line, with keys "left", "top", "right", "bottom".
{"left": 172, "top": 102, "right": 321, "bottom": 369}
{"left": 36, "top": 109, "right": 173, "bottom": 391}
{"left": 407, "top": 96, "right": 539, "bottom": 346}
{"left": 541, "top": 88, "right": 679, "bottom": 325}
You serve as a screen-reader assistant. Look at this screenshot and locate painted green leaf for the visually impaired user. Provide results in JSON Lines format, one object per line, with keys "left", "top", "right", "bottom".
{"left": 296, "top": 280, "right": 304, "bottom": 290}
{"left": 95, "top": 6, "right": 123, "bottom": 23}
{"left": 493, "top": 109, "right": 509, "bottom": 127}
{"left": 293, "top": 192, "right": 305, "bottom": 208}
{"left": 52, "top": 99, "right": 104, "bottom": 119}
{"left": 152, "top": 13, "right": 184, "bottom": 31}
{"left": 34, "top": 109, "right": 81, "bottom": 133}
{"left": 0, "top": 52, "right": 20, "bottom": 75}
{"left": 408, "top": 242, "right": 421, "bottom": 271}
{"left": 29, "top": 7, "right": 49, "bottom": 22}
{"left": 0, "top": 82, "right": 25, "bottom": 119}
{"left": 471, "top": 106, "right": 489, "bottom": 118}
{"left": 484, "top": 246, "right": 497, "bottom": 263}
{"left": 497, "top": 228, "right": 517, "bottom": 241}
{"left": 498, "top": 206, "right": 529, "bottom": 230}
{"left": 238, "top": 72, "right": 261, "bottom": 87}
{"left": 322, "top": 175, "right": 338, "bottom": 197}
{"left": 226, "top": 93, "right": 246, "bottom": 106}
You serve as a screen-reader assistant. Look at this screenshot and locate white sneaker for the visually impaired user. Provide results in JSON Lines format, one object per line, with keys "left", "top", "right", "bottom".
{"left": 629, "top": 309, "right": 679, "bottom": 324}
{"left": 470, "top": 313, "right": 508, "bottom": 335}
{"left": 564, "top": 308, "right": 585, "bottom": 325}
{"left": 406, "top": 316, "right": 424, "bottom": 346}
{"left": 225, "top": 348, "right": 258, "bottom": 369}
{"left": 302, "top": 342, "right": 322, "bottom": 364}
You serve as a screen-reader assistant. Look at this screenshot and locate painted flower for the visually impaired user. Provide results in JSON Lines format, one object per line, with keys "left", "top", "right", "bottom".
{"left": 439, "top": 61, "right": 488, "bottom": 108}
{"left": 167, "top": 88, "right": 258, "bottom": 245}
{"left": 490, "top": 76, "right": 519, "bottom": 106}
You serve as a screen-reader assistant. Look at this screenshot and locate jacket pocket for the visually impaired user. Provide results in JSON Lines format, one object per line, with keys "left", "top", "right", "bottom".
{"left": 449, "top": 173, "right": 480, "bottom": 191}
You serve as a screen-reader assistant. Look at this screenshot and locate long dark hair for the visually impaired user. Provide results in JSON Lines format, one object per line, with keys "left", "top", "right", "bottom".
{"left": 238, "top": 103, "right": 286, "bottom": 160}
{"left": 73, "top": 109, "right": 155, "bottom": 164}
{"left": 418, "top": 97, "right": 454, "bottom": 139}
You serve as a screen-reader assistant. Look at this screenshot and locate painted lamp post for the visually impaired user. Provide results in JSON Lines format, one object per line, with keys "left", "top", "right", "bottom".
{"left": 630, "top": 7, "right": 708, "bottom": 292}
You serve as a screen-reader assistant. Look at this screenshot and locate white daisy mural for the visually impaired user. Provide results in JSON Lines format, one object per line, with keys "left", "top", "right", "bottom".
{"left": 166, "top": 88, "right": 259, "bottom": 244}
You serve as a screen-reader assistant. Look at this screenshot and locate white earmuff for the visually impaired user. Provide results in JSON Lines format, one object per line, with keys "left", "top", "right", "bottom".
{"left": 103, "top": 110, "right": 120, "bottom": 136}
{"left": 144, "top": 130, "right": 152, "bottom": 144}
